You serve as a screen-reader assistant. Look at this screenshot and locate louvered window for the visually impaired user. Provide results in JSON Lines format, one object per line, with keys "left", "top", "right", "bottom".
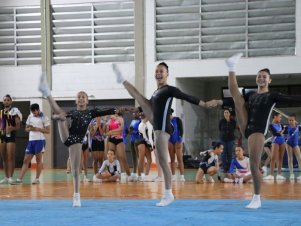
{"left": 155, "top": 0, "right": 296, "bottom": 60}
{"left": 52, "top": 1, "right": 134, "bottom": 65}
{"left": 0, "top": 6, "right": 41, "bottom": 66}
{"left": 0, "top": 7, "right": 14, "bottom": 65}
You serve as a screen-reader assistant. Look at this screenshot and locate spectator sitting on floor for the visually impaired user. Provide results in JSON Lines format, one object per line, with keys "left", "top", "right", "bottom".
{"left": 93, "top": 149, "right": 121, "bottom": 182}
{"left": 224, "top": 146, "right": 252, "bottom": 184}
{"left": 195, "top": 141, "right": 224, "bottom": 183}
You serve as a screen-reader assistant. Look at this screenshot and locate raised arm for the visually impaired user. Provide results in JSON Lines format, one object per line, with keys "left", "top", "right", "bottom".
{"left": 171, "top": 86, "right": 206, "bottom": 108}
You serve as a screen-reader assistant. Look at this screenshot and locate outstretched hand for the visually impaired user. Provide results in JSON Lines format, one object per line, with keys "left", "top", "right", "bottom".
{"left": 205, "top": 99, "right": 222, "bottom": 108}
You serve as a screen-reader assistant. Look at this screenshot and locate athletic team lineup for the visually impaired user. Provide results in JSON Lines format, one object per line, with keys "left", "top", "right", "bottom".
{"left": 1, "top": 53, "right": 301, "bottom": 209}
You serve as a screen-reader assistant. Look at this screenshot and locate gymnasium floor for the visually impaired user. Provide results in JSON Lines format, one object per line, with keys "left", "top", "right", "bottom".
{"left": 0, "top": 169, "right": 300, "bottom": 226}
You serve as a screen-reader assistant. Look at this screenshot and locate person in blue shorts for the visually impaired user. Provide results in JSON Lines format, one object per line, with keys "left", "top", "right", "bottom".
{"left": 13, "top": 103, "right": 50, "bottom": 185}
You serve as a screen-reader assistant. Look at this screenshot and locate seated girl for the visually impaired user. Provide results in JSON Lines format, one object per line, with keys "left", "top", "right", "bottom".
{"left": 93, "top": 149, "right": 121, "bottom": 182}
{"left": 224, "top": 146, "right": 252, "bottom": 184}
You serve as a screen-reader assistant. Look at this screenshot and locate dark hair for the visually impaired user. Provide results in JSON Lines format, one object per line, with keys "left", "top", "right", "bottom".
{"left": 235, "top": 146, "right": 244, "bottom": 151}
{"left": 289, "top": 113, "right": 296, "bottom": 119}
{"left": 273, "top": 112, "right": 281, "bottom": 118}
{"left": 258, "top": 68, "right": 271, "bottom": 76}
{"left": 138, "top": 106, "right": 143, "bottom": 113}
{"left": 30, "top": 103, "right": 40, "bottom": 111}
{"left": 3, "top": 94, "right": 12, "bottom": 100}
{"left": 170, "top": 108, "right": 174, "bottom": 114}
{"left": 158, "top": 62, "right": 169, "bottom": 73}
{"left": 211, "top": 141, "right": 223, "bottom": 149}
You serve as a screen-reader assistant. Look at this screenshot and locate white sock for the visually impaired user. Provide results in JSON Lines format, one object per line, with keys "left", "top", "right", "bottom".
{"left": 225, "top": 53, "right": 243, "bottom": 72}
{"left": 112, "top": 63, "right": 126, "bottom": 84}
{"left": 74, "top": 193, "right": 80, "bottom": 197}
{"left": 38, "top": 72, "right": 51, "bottom": 97}
{"left": 156, "top": 189, "right": 174, "bottom": 207}
{"left": 164, "top": 189, "right": 172, "bottom": 196}
{"left": 246, "top": 194, "right": 261, "bottom": 209}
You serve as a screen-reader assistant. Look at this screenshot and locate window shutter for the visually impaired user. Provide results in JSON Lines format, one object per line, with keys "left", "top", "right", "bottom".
{"left": 247, "top": 0, "right": 296, "bottom": 57}
{"left": 155, "top": 0, "right": 200, "bottom": 60}
{"left": 155, "top": 0, "right": 296, "bottom": 60}
{"left": 0, "top": 7, "right": 15, "bottom": 65}
{"left": 52, "top": 1, "right": 134, "bottom": 65}
{"left": 16, "top": 6, "right": 41, "bottom": 65}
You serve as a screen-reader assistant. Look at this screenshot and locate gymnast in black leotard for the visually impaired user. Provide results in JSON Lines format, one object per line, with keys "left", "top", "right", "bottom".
{"left": 208, "top": 54, "right": 301, "bottom": 209}
{"left": 38, "top": 73, "right": 115, "bottom": 207}
{"left": 150, "top": 84, "right": 200, "bottom": 134}
{"left": 112, "top": 62, "right": 211, "bottom": 207}
{"left": 244, "top": 91, "right": 301, "bottom": 138}
{"left": 65, "top": 108, "right": 115, "bottom": 147}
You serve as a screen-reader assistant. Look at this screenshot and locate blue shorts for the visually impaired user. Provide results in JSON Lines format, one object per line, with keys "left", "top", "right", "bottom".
{"left": 25, "top": 140, "right": 46, "bottom": 155}
{"left": 169, "top": 136, "right": 182, "bottom": 145}
{"left": 287, "top": 141, "right": 299, "bottom": 148}
{"left": 273, "top": 136, "right": 285, "bottom": 145}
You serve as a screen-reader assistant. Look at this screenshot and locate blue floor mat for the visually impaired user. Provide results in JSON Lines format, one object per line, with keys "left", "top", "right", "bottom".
{"left": 0, "top": 199, "right": 299, "bottom": 226}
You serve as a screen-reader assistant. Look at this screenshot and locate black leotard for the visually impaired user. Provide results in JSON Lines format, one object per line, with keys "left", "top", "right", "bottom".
{"left": 245, "top": 91, "right": 301, "bottom": 138}
{"left": 64, "top": 108, "right": 115, "bottom": 147}
{"left": 150, "top": 85, "right": 200, "bottom": 134}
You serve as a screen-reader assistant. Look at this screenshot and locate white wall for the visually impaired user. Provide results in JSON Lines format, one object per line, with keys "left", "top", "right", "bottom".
{"left": 51, "top": 63, "right": 134, "bottom": 100}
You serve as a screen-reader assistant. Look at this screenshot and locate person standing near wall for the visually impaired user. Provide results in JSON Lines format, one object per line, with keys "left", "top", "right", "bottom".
{"left": 89, "top": 117, "right": 106, "bottom": 180}
{"left": 264, "top": 112, "right": 286, "bottom": 181}
{"left": 128, "top": 108, "right": 141, "bottom": 182}
{"left": 106, "top": 110, "right": 131, "bottom": 180}
{"left": 12, "top": 103, "right": 50, "bottom": 184}
{"left": 285, "top": 113, "right": 301, "bottom": 180}
{"left": 219, "top": 109, "right": 237, "bottom": 173}
{"left": 168, "top": 108, "right": 185, "bottom": 182}
{"left": 0, "top": 94, "right": 22, "bottom": 184}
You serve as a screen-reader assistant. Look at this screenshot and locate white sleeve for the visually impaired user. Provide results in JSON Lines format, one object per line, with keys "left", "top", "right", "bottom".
{"left": 10, "top": 107, "right": 22, "bottom": 121}
{"left": 26, "top": 115, "right": 31, "bottom": 125}
{"left": 115, "top": 160, "right": 121, "bottom": 175}
{"left": 43, "top": 115, "right": 51, "bottom": 127}
{"left": 138, "top": 122, "right": 147, "bottom": 139}
{"left": 207, "top": 153, "right": 216, "bottom": 165}
{"left": 146, "top": 121, "right": 154, "bottom": 147}
{"left": 246, "top": 157, "right": 251, "bottom": 172}
{"left": 98, "top": 160, "right": 107, "bottom": 173}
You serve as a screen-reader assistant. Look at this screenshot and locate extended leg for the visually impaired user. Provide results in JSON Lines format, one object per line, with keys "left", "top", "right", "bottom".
{"left": 246, "top": 133, "right": 264, "bottom": 209}
{"left": 154, "top": 131, "right": 174, "bottom": 207}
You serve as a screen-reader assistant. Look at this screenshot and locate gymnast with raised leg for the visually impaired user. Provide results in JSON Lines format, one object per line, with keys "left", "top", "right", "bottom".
{"left": 38, "top": 73, "right": 115, "bottom": 207}
{"left": 112, "top": 62, "right": 211, "bottom": 206}
{"left": 210, "top": 53, "right": 301, "bottom": 209}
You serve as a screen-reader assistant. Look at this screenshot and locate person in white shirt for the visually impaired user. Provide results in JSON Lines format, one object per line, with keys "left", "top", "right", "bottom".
{"left": 13, "top": 103, "right": 50, "bottom": 184}
{"left": 136, "top": 108, "right": 153, "bottom": 182}
{"left": 224, "top": 146, "right": 252, "bottom": 184}
{"left": 93, "top": 149, "right": 121, "bottom": 182}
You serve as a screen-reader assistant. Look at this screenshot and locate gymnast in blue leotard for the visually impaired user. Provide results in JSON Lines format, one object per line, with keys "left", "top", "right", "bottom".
{"left": 168, "top": 109, "right": 185, "bottom": 181}
{"left": 285, "top": 114, "right": 301, "bottom": 180}
{"left": 264, "top": 112, "right": 286, "bottom": 181}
